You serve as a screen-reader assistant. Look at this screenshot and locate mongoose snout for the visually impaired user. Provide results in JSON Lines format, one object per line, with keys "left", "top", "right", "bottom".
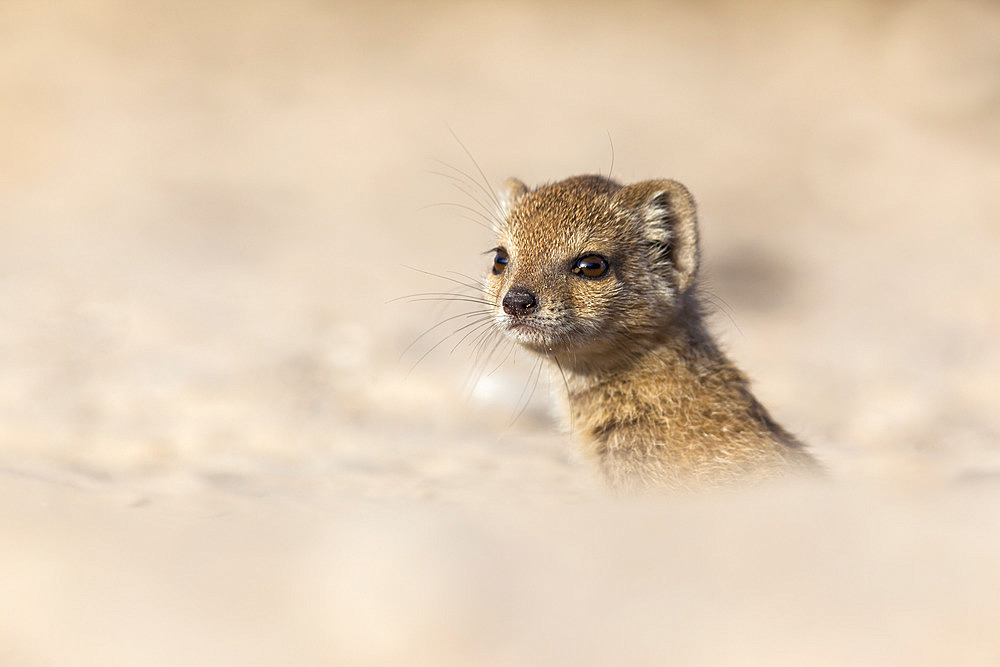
{"left": 502, "top": 287, "right": 538, "bottom": 317}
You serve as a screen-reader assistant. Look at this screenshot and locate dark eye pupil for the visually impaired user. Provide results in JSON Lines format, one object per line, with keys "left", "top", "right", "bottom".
{"left": 574, "top": 255, "right": 608, "bottom": 278}
{"left": 492, "top": 250, "right": 508, "bottom": 274}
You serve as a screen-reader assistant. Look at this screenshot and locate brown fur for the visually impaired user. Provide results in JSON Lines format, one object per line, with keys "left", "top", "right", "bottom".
{"left": 485, "top": 174, "right": 817, "bottom": 491}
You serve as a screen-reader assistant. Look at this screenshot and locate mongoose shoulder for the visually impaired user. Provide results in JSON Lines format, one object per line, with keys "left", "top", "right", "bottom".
{"left": 484, "top": 174, "right": 817, "bottom": 491}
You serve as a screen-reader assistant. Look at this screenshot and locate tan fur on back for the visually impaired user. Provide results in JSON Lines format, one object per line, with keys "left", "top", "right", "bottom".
{"left": 485, "top": 174, "right": 817, "bottom": 492}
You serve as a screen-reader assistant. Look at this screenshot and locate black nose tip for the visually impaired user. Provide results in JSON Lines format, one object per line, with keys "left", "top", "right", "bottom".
{"left": 502, "top": 288, "right": 537, "bottom": 317}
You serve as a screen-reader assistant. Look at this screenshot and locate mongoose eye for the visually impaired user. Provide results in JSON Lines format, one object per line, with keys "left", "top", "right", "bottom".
{"left": 572, "top": 254, "right": 609, "bottom": 279}
{"left": 492, "top": 248, "right": 509, "bottom": 275}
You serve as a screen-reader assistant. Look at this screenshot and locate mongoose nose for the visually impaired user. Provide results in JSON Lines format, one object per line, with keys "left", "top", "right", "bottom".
{"left": 502, "top": 288, "right": 537, "bottom": 317}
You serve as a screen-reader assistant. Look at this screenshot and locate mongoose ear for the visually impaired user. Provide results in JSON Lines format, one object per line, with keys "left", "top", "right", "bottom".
{"left": 614, "top": 179, "right": 700, "bottom": 292}
{"left": 499, "top": 177, "right": 529, "bottom": 216}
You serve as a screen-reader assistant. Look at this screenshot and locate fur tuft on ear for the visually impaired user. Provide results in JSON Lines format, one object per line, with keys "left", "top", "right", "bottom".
{"left": 613, "top": 179, "right": 700, "bottom": 292}
{"left": 499, "top": 177, "right": 530, "bottom": 216}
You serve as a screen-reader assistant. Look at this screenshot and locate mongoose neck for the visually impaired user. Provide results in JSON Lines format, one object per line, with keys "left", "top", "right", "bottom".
{"left": 557, "top": 293, "right": 718, "bottom": 383}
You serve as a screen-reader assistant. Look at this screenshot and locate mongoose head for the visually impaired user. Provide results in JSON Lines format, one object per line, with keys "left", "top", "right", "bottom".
{"left": 485, "top": 174, "right": 701, "bottom": 372}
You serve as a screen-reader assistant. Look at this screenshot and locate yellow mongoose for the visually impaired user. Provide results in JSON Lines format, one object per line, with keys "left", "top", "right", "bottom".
{"left": 485, "top": 174, "right": 817, "bottom": 491}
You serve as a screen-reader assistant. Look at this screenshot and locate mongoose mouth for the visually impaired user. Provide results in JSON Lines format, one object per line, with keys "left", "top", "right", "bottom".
{"left": 504, "top": 320, "right": 562, "bottom": 353}
{"left": 506, "top": 321, "right": 545, "bottom": 340}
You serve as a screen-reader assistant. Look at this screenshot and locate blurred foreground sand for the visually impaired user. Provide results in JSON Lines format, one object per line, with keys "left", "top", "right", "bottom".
{"left": 2, "top": 0, "right": 1000, "bottom": 664}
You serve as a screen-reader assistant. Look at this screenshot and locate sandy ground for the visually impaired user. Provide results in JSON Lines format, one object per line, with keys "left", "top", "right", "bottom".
{"left": 2, "top": 0, "right": 1000, "bottom": 664}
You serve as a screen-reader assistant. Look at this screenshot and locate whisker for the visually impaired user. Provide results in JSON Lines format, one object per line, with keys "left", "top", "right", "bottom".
{"left": 449, "top": 183, "right": 500, "bottom": 225}
{"left": 389, "top": 288, "right": 487, "bottom": 302}
{"left": 454, "top": 211, "right": 499, "bottom": 230}
{"left": 510, "top": 357, "right": 544, "bottom": 426}
{"left": 402, "top": 265, "right": 491, "bottom": 295}
{"left": 431, "top": 160, "right": 504, "bottom": 223}
{"left": 465, "top": 325, "right": 507, "bottom": 389}
{"left": 445, "top": 126, "right": 503, "bottom": 212}
{"left": 703, "top": 290, "right": 743, "bottom": 337}
{"left": 471, "top": 322, "right": 504, "bottom": 369}
{"left": 487, "top": 338, "right": 517, "bottom": 376}
{"left": 427, "top": 168, "right": 502, "bottom": 226}
{"left": 463, "top": 332, "right": 508, "bottom": 396}
{"left": 418, "top": 201, "right": 494, "bottom": 231}
{"left": 397, "top": 295, "right": 493, "bottom": 307}
{"left": 447, "top": 270, "right": 487, "bottom": 290}
{"left": 406, "top": 314, "right": 496, "bottom": 377}
{"left": 450, "top": 318, "right": 495, "bottom": 354}
{"left": 605, "top": 130, "right": 616, "bottom": 180}
{"left": 552, "top": 354, "right": 573, "bottom": 433}
{"left": 399, "top": 309, "right": 491, "bottom": 361}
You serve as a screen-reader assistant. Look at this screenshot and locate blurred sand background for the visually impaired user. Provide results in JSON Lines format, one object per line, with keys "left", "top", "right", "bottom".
{"left": 2, "top": 0, "right": 1000, "bottom": 664}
